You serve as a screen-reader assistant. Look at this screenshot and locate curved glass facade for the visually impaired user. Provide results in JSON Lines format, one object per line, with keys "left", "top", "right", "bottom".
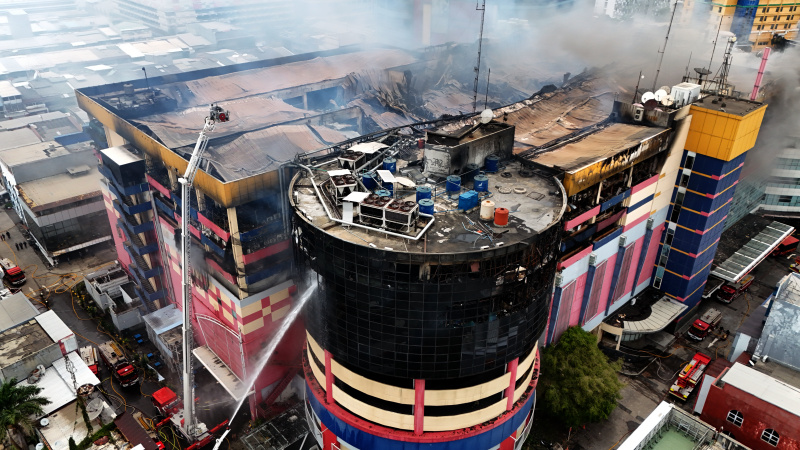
{"left": 295, "top": 217, "right": 561, "bottom": 381}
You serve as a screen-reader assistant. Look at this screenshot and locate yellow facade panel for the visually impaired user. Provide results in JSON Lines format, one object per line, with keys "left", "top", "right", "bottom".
{"left": 698, "top": 133, "right": 713, "bottom": 158}
{"left": 685, "top": 130, "right": 700, "bottom": 152}
{"left": 702, "top": 113, "right": 718, "bottom": 136}
{"left": 712, "top": 116, "right": 728, "bottom": 137}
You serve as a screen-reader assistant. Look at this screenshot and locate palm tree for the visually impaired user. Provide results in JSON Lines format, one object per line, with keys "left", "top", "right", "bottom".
{"left": 0, "top": 378, "right": 50, "bottom": 450}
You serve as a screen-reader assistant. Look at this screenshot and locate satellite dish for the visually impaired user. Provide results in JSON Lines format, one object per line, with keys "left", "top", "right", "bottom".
{"left": 659, "top": 85, "right": 671, "bottom": 95}
{"left": 641, "top": 91, "right": 656, "bottom": 103}
{"left": 39, "top": 419, "right": 49, "bottom": 428}
{"left": 654, "top": 89, "right": 668, "bottom": 102}
{"left": 644, "top": 99, "right": 659, "bottom": 110}
{"left": 36, "top": 444, "right": 45, "bottom": 450}
{"left": 661, "top": 94, "right": 675, "bottom": 106}
{"left": 479, "top": 109, "right": 493, "bottom": 124}
{"left": 694, "top": 67, "right": 712, "bottom": 76}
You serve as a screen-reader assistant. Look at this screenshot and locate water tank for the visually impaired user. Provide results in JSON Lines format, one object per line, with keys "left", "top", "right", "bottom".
{"left": 480, "top": 200, "right": 495, "bottom": 221}
{"left": 382, "top": 157, "right": 397, "bottom": 173}
{"left": 416, "top": 186, "right": 432, "bottom": 202}
{"left": 418, "top": 198, "right": 434, "bottom": 215}
{"left": 494, "top": 208, "right": 509, "bottom": 227}
{"left": 362, "top": 173, "right": 377, "bottom": 190}
{"left": 473, "top": 173, "right": 489, "bottom": 192}
{"left": 485, "top": 155, "right": 500, "bottom": 173}
{"left": 458, "top": 191, "right": 478, "bottom": 211}
{"left": 446, "top": 175, "right": 461, "bottom": 198}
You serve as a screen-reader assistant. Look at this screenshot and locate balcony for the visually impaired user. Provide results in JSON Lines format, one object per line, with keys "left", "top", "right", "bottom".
{"left": 119, "top": 208, "right": 154, "bottom": 235}
{"left": 99, "top": 164, "right": 149, "bottom": 196}
{"left": 121, "top": 228, "right": 158, "bottom": 256}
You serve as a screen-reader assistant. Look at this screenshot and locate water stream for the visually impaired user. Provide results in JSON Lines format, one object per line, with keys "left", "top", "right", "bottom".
{"left": 228, "top": 282, "right": 317, "bottom": 424}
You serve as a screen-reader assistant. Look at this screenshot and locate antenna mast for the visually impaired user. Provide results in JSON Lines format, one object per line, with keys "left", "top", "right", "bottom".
{"left": 652, "top": 0, "right": 680, "bottom": 91}
{"left": 472, "top": 0, "right": 487, "bottom": 113}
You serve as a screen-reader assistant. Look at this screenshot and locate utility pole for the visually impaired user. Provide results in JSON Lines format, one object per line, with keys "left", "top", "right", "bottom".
{"left": 652, "top": 0, "right": 680, "bottom": 91}
{"left": 472, "top": 0, "right": 486, "bottom": 113}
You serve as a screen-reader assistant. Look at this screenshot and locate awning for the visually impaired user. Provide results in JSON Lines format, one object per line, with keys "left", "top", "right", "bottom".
{"left": 193, "top": 345, "right": 252, "bottom": 401}
{"left": 711, "top": 221, "right": 795, "bottom": 282}
{"left": 623, "top": 297, "right": 688, "bottom": 334}
{"left": 782, "top": 235, "right": 799, "bottom": 246}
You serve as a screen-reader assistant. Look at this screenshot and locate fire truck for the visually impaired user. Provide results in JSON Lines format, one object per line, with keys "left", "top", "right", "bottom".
{"left": 0, "top": 258, "right": 26, "bottom": 287}
{"left": 98, "top": 341, "right": 140, "bottom": 388}
{"left": 80, "top": 345, "right": 99, "bottom": 375}
{"left": 152, "top": 387, "right": 227, "bottom": 450}
{"left": 717, "top": 274, "right": 754, "bottom": 304}
{"left": 687, "top": 308, "right": 722, "bottom": 341}
{"left": 669, "top": 352, "right": 711, "bottom": 400}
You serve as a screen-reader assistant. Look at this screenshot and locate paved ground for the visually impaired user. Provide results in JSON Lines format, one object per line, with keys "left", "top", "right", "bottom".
{"left": 568, "top": 251, "right": 792, "bottom": 450}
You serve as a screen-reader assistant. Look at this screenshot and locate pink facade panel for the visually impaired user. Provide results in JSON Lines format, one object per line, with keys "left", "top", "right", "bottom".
{"left": 637, "top": 224, "right": 665, "bottom": 286}
{"left": 623, "top": 237, "right": 646, "bottom": 297}
{"left": 631, "top": 174, "right": 659, "bottom": 194}
{"left": 569, "top": 272, "right": 588, "bottom": 327}
{"left": 564, "top": 205, "right": 601, "bottom": 231}
{"left": 597, "top": 253, "right": 618, "bottom": 315}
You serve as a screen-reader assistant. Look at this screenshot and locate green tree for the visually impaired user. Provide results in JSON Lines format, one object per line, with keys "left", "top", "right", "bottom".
{"left": 0, "top": 378, "right": 51, "bottom": 450}
{"left": 538, "top": 326, "right": 625, "bottom": 428}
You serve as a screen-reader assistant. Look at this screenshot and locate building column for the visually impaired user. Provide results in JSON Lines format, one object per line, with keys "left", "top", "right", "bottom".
{"left": 414, "top": 379, "right": 425, "bottom": 435}
{"left": 633, "top": 218, "right": 655, "bottom": 289}
{"left": 505, "top": 358, "right": 518, "bottom": 411}
{"left": 605, "top": 239, "right": 628, "bottom": 316}
{"left": 324, "top": 350, "right": 334, "bottom": 405}
{"left": 578, "top": 255, "right": 598, "bottom": 325}
{"left": 226, "top": 206, "right": 249, "bottom": 297}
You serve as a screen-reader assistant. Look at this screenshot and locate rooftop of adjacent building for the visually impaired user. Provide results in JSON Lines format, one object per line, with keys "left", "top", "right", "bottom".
{"left": 718, "top": 362, "right": 800, "bottom": 418}
{"left": 16, "top": 165, "right": 103, "bottom": 211}
{"left": 0, "top": 291, "right": 39, "bottom": 333}
{"left": 0, "top": 318, "right": 53, "bottom": 367}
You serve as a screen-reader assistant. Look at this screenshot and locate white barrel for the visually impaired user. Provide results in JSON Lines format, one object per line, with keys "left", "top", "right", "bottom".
{"left": 480, "top": 200, "right": 495, "bottom": 221}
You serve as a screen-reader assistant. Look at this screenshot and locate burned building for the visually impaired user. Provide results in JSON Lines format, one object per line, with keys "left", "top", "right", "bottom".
{"left": 291, "top": 122, "right": 564, "bottom": 448}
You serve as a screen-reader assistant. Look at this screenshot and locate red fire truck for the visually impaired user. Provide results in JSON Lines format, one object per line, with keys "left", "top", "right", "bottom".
{"left": 0, "top": 258, "right": 26, "bottom": 287}
{"left": 717, "top": 274, "right": 754, "bottom": 304}
{"left": 98, "top": 341, "right": 140, "bottom": 388}
{"left": 669, "top": 352, "right": 711, "bottom": 400}
{"left": 687, "top": 308, "right": 723, "bottom": 341}
{"left": 152, "top": 387, "right": 228, "bottom": 450}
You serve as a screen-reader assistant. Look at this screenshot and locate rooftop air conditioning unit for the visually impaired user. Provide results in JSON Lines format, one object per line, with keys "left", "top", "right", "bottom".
{"left": 633, "top": 106, "right": 644, "bottom": 122}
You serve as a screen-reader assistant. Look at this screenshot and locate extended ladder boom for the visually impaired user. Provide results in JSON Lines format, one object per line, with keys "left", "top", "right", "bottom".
{"left": 179, "top": 104, "right": 229, "bottom": 439}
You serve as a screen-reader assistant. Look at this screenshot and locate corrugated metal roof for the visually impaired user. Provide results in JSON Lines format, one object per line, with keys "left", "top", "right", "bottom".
{"left": 710, "top": 221, "right": 794, "bottom": 282}
{"left": 504, "top": 81, "right": 614, "bottom": 150}
{"left": 528, "top": 123, "right": 666, "bottom": 173}
{"left": 182, "top": 49, "right": 416, "bottom": 105}
{"left": 0, "top": 292, "right": 39, "bottom": 333}
{"left": 35, "top": 310, "right": 74, "bottom": 343}
{"left": 754, "top": 274, "right": 800, "bottom": 371}
{"left": 142, "top": 304, "right": 182, "bottom": 335}
{"left": 722, "top": 363, "right": 800, "bottom": 418}
{"left": 198, "top": 124, "right": 347, "bottom": 182}
{"left": 115, "top": 412, "right": 159, "bottom": 450}
{"left": 17, "top": 366, "right": 73, "bottom": 416}
{"left": 52, "top": 351, "right": 101, "bottom": 396}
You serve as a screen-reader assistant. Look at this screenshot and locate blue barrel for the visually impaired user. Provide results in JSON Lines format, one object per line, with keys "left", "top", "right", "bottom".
{"left": 362, "top": 173, "right": 377, "bottom": 190}
{"left": 416, "top": 186, "right": 432, "bottom": 202}
{"left": 446, "top": 175, "right": 461, "bottom": 198}
{"left": 473, "top": 173, "right": 489, "bottom": 192}
{"left": 458, "top": 191, "right": 478, "bottom": 211}
{"left": 383, "top": 157, "right": 397, "bottom": 173}
{"left": 418, "top": 198, "right": 434, "bottom": 215}
{"left": 383, "top": 182, "right": 394, "bottom": 196}
{"left": 485, "top": 154, "right": 500, "bottom": 173}
{"left": 463, "top": 163, "right": 480, "bottom": 182}
{"left": 375, "top": 189, "right": 391, "bottom": 197}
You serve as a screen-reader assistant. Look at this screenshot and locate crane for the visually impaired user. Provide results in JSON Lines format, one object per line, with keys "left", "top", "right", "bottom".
{"left": 179, "top": 104, "right": 229, "bottom": 441}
